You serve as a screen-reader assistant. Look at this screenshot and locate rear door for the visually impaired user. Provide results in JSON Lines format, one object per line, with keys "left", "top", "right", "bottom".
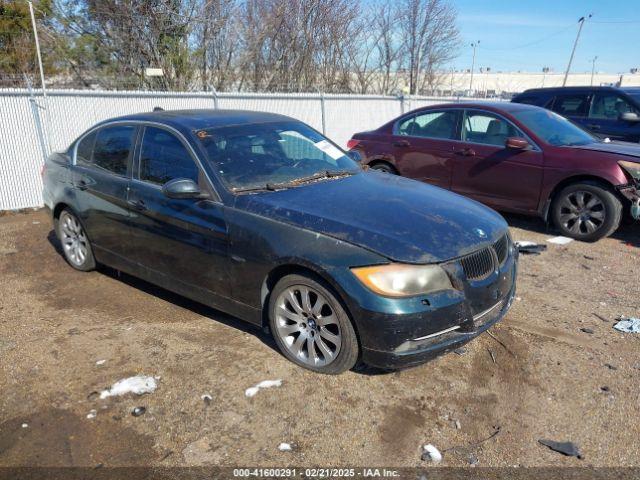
{"left": 550, "top": 92, "right": 591, "bottom": 129}
{"left": 451, "top": 109, "right": 544, "bottom": 213}
{"left": 126, "top": 125, "right": 231, "bottom": 298}
{"left": 389, "top": 109, "right": 461, "bottom": 189}
{"left": 71, "top": 124, "right": 137, "bottom": 261}
{"left": 586, "top": 92, "right": 640, "bottom": 141}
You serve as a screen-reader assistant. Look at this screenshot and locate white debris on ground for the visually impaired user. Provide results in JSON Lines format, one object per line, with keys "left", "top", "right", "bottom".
{"left": 547, "top": 236, "right": 573, "bottom": 245}
{"left": 422, "top": 444, "right": 442, "bottom": 463}
{"left": 514, "top": 240, "right": 537, "bottom": 247}
{"left": 86, "top": 409, "right": 97, "bottom": 419}
{"left": 278, "top": 443, "right": 293, "bottom": 452}
{"left": 95, "top": 359, "right": 106, "bottom": 366}
{"left": 245, "top": 379, "right": 282, "bottom": 398}
{"left": 613, "top": 316, "right": 640, "bottom": 334}
{"left": 21, "top": 423, "right": 28, "bottom": 428}
{"left": 99, "top": 375, "right": 157, "bottom": 399}
{"left": 201, "top": 394, "right": 212, "bottom": 404}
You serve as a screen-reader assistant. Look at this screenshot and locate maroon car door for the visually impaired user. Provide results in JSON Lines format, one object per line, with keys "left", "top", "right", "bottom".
{"left": 451, "top": 109, "right": 544, "bottom": 214}
{"left": 390, "top": 109, "right": 461, "bottom": 189}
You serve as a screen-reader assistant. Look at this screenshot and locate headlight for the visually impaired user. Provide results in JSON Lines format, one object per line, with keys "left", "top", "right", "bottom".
{"left": 351, "top": 263, "right": 453, "bottom": 297}
{"left": 619, "top": 161, "right": 640, "bottom": 182}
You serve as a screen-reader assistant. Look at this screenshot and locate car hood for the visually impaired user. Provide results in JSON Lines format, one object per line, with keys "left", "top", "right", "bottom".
{"left": 573, "top": 141, "right": 640, "bottom": 162}
{"left": 234, "top": 172, "right": 508, "bottom": 264}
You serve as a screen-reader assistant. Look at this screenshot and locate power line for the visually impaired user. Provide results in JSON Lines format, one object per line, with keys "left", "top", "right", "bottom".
{"left": 480, "top": 21, "right": 578, "bottom": 51}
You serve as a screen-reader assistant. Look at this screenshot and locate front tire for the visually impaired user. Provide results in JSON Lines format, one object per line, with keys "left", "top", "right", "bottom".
{"left": 56, "top": 209, "right": 96, "bottom": 271}
{"left": 268, "top": 274, "right": 359, "bottom": 374}
{"left": 551, "top": 182, "right": 622, "bottom": 241}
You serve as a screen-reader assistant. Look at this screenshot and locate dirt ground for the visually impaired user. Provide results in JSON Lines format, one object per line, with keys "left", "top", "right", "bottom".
{"left": 0, "top": 209, "right": 639, "bottom": 469}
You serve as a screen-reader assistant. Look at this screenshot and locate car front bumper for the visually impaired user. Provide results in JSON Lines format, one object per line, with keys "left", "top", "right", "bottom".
{"left": 341, "top": 240, "right": 518, "bottom": 370}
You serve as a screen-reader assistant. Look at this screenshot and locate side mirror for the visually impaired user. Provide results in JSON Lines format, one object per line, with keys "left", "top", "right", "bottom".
{"left": 162, "top": 178, "right": 206, "bottom": 199}
{"left": 505, "top": 137, "right": 530, "bottom": 150}
{"left": 347, "top": 150, "right": 363, "bottom": 162}
{"left": 620, "top": 112, "right": 640, "bottom": 122}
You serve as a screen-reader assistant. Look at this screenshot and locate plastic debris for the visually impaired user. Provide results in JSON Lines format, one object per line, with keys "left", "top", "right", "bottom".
{"left": 580, "top": 328, "right": 594, "bottom": 334}
{"left": 538, "top": 439, "right": 582, "bottom": 459}
{"left": 613, "top": 316, "right": 640, "bottom": 334}
{"left": 546, "top": 236, "right": 573, "bottom": 245}
{"left": 95, "top": 359, "right": 106, "bottom": 366}
{"left": 245, "top": 379, "right": 282, "bottom": 398}
{"left": 86, "top": 409, "right": 97, "bottom": 419}
{"left": 278, "top": 443, "right": 293, "bottom": 452}
{"left": 514, "top": 241, "right": 547, "bottom": 255}
{"left": 131, "top": 406, "right": 146, "bottom": 417}
{"left": 201, "top": 394, "right": 212, "bottom": 406}
{"left": 99, "top": 375, "right": 157, "bottom": 399}
{"left": 454, "top": 420, "right": 461, "bottom": 430}
{"left": 21, "top": 423, "right": 28, "bottom": 428}
{"left": 421, "top": 444, "right": 442, "bottom": 463}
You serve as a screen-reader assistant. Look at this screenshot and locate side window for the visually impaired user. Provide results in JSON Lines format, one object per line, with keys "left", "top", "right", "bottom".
{"left": 91, "top": 126, "right": 136, "bottom": 175}
{"left": 397, "top": 110, "right": 458, "bottom": 140}
{"left": 551, "top": 94, "right": 590, "bottom": 117}
{"left": 589, "top": 93, "right": 638, "bottom": 119}
{"left": 463, "top": 111, "right": 522, "bottom": 147}
{"left": 75, "top": 131, "right": 96, "bottom": 165}
{"left": 139, "top": 127, "right": 199, "bottom": 185}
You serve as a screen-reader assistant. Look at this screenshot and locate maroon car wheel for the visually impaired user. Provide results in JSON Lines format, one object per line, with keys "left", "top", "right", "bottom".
{"left": 551, "top": 183, "right": 622, "bottom": 242}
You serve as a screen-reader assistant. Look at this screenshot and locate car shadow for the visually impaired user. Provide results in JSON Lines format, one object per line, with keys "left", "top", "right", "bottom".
{"left": 47, "top": 230, "right": 392, "bottom": 376}
{"left": 501, "top": 213, "right": 640, "bottom": 248}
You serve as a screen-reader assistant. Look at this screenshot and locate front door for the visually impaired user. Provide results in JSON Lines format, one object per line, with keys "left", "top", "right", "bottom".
{"left": 586, "top": 92, "right": 640, "bottom": 142}
{"left": 390, "top": 109, "right": 461, "bottom": 189}
{"left": 126, "top": 125, "right": 231, "bottom": 299}
{"left": 451, "top": 109, "right": 544, "bottom": 214}
{"left": 71, "top": 124, "right": 137, "bottom": 261}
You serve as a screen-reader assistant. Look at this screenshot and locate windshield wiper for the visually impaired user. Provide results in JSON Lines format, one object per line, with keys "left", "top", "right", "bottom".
{"left": 232, "top": 170, "right": 354, "bottom": 193}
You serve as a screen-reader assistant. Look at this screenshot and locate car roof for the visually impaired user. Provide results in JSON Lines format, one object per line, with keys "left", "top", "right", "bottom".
{"left": 98, "top": 109, "right": 296, "bottom": 132}
{"left": 517, "top": 86, "right": 635, "bottom": 95}
{"left": 411, "top": 101, "right": 541, "bottom": 114}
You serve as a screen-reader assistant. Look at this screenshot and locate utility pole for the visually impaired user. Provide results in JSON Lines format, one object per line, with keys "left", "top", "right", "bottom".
{"left": 469, "top": 41, "right": 480, "bottom": 95}
{"left": 563, "top": 15, "right": 592, "bottom": 86}
{"left": 542, "top": 67, "right": 550, "bottom": 87}
{"left": 28, "top": 0, "right": 50, "bottom": 154}
{"left": 590, "top": 56, "right": 598, "bottom": 86}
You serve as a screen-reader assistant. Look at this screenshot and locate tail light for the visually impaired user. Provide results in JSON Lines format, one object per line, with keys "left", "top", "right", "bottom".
{"left": 346, "top": 139, "right": 361, "bottom": 150}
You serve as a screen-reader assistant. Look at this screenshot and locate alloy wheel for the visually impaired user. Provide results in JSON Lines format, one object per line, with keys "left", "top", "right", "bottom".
{"left": 273, "top": 285, "right": 342, "bottom": 367}
{"left": 558, "top": 190, "right": 606, "bottom": 235}
{"left": 60, "top": 211, "right": 89, "bottom": 267}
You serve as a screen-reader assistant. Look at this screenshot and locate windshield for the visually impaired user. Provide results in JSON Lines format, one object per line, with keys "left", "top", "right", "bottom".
{"left": 196, "top": 121, "right": 359, "bottom": 191}
{"left": 510, "top": 108, "right": 597, "bottom": 146}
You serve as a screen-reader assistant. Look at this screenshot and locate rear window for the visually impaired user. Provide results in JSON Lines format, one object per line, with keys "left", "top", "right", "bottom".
{"left": 76, "top": 131, "right": 96, "bottom": 164}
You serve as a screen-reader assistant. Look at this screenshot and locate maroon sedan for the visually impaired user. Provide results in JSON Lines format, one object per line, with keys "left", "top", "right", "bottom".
{"left": 348, "top": 103, "right": 640, "bottom": 241}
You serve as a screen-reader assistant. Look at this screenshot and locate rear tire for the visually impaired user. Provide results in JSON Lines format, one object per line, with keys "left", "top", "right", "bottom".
{"left": 551, "top": 182, "right": 622, "bottom": 242}
{"left": 268, "top": 274, "right": 359, "bottom": 374}
{"left": 56, "top": 209, "right": 96, "bottom": 271}
{"left": 370, "top": 162, "right": 397, "bottom": 174}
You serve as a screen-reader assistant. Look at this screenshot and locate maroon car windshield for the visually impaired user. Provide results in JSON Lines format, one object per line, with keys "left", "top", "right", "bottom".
{"left": 510, "top": 108, "right": 597, "bottom": 147}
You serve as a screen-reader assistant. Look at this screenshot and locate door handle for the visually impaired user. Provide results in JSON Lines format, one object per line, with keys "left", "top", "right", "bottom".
{"left": 393, "top": 140, "right": 410, "bottom": 147}
{"left": 587, "top": 124, "right": 601, "bottom": 130}
{"left": 127, "top": 199, "right": 147, "bottom": 211}
{"left": 455, "top": 148, "right": 476, "bottom": 157}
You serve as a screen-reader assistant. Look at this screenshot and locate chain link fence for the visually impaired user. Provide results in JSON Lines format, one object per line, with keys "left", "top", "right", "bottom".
{"left": 0, "top": 75, "right": 498, "bottom": 211}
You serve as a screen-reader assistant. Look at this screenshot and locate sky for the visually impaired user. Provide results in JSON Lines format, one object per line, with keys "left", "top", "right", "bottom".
{"left": 452, "top": 0, "right": 640, "bottom": 74}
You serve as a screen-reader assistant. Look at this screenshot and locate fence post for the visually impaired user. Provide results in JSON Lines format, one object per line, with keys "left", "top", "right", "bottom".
{"left": 320, "top": 92, "right": 327, "bottom": 135}
{"left": 211, "top": 86, "right": 219, "bottom": 109}
{"left": 399, "top": 94, "right": 405, "bottom": 114}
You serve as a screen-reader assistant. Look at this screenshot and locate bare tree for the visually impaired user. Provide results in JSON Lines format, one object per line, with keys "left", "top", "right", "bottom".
{"left": 396, "top": 0, "right": 460, "bottom": 95}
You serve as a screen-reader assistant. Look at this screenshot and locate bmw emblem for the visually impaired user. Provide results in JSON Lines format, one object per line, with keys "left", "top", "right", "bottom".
{"left": 474, "top": 228, "right": 487, "bottom": 239}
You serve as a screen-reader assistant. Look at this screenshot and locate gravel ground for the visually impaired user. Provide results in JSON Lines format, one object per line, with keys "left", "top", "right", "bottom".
{"left": 0, "top": 209, "right": 638, "bottom": 468}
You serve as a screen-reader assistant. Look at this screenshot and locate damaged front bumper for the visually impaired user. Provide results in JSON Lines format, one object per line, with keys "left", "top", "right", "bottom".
{"left": 617, "top": 183, "right": 640, "bottom": 220}
{"left": 350, "top": 244, "right": 518, "bottom": 370}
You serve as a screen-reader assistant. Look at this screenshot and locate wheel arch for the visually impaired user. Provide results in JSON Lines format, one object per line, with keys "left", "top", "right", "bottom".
{"left": 259, "top": 262, "right": 362, "bottom": 348}
{"left": 543, "top": 174, "right": 623, "bottom": 221}
{"left": 368, "top": 159, "right": 398, "bottom": 173}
